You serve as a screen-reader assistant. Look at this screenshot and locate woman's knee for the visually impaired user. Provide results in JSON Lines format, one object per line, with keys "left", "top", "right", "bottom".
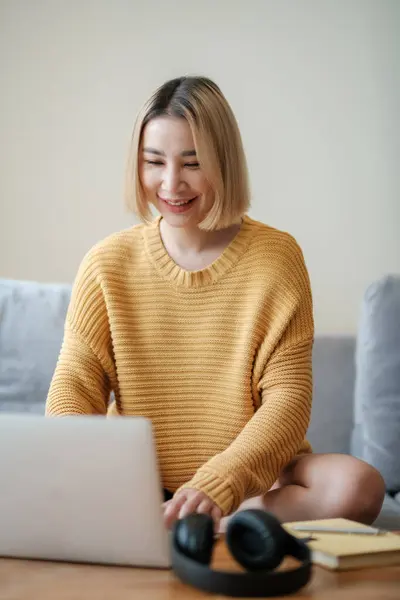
{"left": 314, "top": 454, "right": 385, "bottom": 524}
{"left": 339, "top": 458, "right": 385, "bottom": 524}
{"left": 278, "top": 453, "right": 386, "bottom": 524}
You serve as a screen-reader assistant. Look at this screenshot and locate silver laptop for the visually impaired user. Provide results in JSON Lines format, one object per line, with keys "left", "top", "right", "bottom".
{"left": 0, "top": 414, "right": 171, "bottom": 568}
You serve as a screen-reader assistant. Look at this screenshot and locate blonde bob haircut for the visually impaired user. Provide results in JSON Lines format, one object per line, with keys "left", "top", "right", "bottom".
{"left": 125, "top": 76, "right": 250, "bottom": 230}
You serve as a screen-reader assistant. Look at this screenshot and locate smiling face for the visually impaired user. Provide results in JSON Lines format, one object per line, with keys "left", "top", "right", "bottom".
{"left": 139, "top": 116, "right": 213, "bottom": 229}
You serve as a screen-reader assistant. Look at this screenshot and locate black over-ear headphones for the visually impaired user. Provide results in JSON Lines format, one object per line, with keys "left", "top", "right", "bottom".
{"left": 171, "top": 509, "right": 312, "bottom": 597}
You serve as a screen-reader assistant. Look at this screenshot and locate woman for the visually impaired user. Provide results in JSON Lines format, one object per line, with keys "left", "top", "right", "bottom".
{"left": 46, "top": 76, "right": 385, "bottom": 531}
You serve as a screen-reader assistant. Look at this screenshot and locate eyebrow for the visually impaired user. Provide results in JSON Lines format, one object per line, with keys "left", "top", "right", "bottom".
{"left": 142, "top": 147, "right": 197, "bottom": 157}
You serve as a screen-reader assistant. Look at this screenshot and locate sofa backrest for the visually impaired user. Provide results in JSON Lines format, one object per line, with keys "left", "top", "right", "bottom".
{"left": 0, "top": 279, "right": 71, "bottom": 414}
{"left": 0, "top": 278, "right": 357, "bottom": 456}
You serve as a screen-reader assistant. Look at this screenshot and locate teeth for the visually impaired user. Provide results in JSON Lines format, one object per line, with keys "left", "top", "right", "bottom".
{"left": 165, "top": 198, "right": 193, "bottom": 206}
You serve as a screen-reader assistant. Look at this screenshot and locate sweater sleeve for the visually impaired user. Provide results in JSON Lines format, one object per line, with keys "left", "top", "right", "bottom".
{"left": 179, "top": 242, "right": 314, "bottom": 516}
{"left": 45, "top": 250, "right": 117, "bottom": 416}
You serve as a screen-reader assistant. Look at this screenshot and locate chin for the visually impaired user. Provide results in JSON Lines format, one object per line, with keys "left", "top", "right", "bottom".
{"left": 160, "top": 212, "right": 200, "bottom": 229}
{"left": 155, "top": 199, "right": 206, "bottom": 229}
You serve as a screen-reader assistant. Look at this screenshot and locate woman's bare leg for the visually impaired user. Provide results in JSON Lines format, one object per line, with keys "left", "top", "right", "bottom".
{"left": 220, "top": 453, "right": 385, "bottom": 532}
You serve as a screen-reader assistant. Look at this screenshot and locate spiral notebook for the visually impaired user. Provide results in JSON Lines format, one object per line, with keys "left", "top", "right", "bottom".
{"left": 283, "top": 518, "right": 400, "bottom": 571}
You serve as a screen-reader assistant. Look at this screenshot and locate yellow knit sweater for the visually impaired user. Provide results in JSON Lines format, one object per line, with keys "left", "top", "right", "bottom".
{"left": 46, "top": 215, "right": 314, "bottom": 515}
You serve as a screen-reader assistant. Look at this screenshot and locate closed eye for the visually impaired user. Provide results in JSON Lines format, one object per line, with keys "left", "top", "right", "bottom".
{"left": 145, "top": 160, "right": 200, "bottom": 169}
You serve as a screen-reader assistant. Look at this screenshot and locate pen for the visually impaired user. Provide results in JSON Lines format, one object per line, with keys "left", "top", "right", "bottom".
{"left": 290, "top": 525, "right": 386, "bottom": 536}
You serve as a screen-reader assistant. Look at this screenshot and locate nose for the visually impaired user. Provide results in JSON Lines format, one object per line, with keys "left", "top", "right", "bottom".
{"left": 162, "top": 164, "right": 182, "bottom": 194}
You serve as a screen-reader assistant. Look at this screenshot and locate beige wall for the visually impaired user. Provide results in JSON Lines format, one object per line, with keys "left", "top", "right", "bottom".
{"left": 1, "top": 0, "right": 399, "bottom": 334}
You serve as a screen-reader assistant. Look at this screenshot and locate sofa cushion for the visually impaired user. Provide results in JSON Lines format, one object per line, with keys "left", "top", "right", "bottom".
{"left": 353, "top": 275, "right": 400, "bottom": 493}
{"left": 0, "top": 279, "right": 71, "bottom": 414}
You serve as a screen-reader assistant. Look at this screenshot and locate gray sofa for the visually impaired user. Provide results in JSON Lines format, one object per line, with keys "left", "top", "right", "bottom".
{"left": 1, "top": 277, "right": 400, "bottom": 529}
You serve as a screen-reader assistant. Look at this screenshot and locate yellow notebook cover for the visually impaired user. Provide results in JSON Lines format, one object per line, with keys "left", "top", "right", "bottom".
{"left": 283, "top": 518, "right": 400, "bottom": 571}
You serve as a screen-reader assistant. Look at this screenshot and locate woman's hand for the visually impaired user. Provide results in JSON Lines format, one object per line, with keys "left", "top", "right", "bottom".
{"left": 163, "top": 488, "right": 222, "bottom": 530}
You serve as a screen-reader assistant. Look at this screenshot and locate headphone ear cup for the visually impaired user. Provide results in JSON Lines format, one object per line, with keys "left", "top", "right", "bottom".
{"left": 173, "top": 513, "right": 215, "bottom": 565}
{"left": 226, "top": 509, "right": 288, "bottom": 571}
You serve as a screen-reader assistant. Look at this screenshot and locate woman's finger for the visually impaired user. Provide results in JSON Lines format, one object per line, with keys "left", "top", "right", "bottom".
{"left": 211, "top": 505, "right": 222, "bottom": 520}
{"left": 196, "top": 499, "right": 214, "bottom": 514}
{"left": 178, "top": 492, "right": 204, "bottom": 519}
{"left": 163, "top": 494, "right": 187, "bottom": 528}
{"left": 211, "top": 505, "right": 222, "bottom": 530}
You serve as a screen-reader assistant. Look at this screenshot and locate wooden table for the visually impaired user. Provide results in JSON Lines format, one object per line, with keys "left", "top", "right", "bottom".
{"left": 1, "top": 537, "right": 399, "bottom": 600}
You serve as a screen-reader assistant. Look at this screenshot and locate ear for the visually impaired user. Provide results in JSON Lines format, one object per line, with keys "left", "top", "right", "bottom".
{"left": 226, "top": 509, "right": 288, "bottom": 571}
{"left": 173, "top": 513, "right": 215, "bottom": 565}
